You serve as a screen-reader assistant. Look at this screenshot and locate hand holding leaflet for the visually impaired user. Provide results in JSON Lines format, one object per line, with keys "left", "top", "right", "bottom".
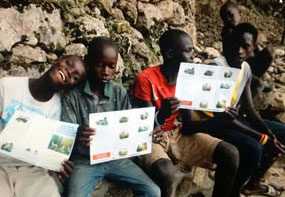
{"left": 89, "top": 107, "right": 155, "bottom": 165}
{"left": 175, "top": 62, "right": 250, "bottom": 112}
{"left": 0, "top": 110, "right": 78, "bottom": 171}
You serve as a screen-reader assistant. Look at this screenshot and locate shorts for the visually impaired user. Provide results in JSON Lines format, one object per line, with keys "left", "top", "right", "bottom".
{"left": 141, "top": 128, "right": 221, "bottom": 170}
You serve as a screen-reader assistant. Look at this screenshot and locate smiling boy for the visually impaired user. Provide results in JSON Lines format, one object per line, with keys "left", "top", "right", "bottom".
{"left": 0, "top": 55, "right": 86, "bottom": 197}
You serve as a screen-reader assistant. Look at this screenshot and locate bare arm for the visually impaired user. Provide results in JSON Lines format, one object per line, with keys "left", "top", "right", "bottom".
{"left": 242, "top": 78, "right": 275, "bottom": 138}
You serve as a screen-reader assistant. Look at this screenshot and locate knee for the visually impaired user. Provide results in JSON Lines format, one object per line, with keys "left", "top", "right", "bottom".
{"left": 147, "top": 183, "right": 161, "bottom": 197}
{"left": 151, "top": 158, "right": 176, "bottom": 175}
{"left": 215, "top": 141, "right": 239, "bottom": 171}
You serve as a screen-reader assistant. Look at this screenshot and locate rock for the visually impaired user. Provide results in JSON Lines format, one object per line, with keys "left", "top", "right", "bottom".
{"left": 278, "top": 73, "right": 285, "bottom": 85}
{"left": 193, "top": 57, "right": 202, "bottom": 63}
{"left": 204, "top": 47, "right": 220, "bottom": 58}
{"left": 137, "top": 2, "right": 162, "bottom": 29}
{"left": 75, "top": 15, "right": 110, "bottom": 40}
{"left": 7, "top": 65, "right": 27, "bottom": 76}
{"left": 0, "top": 5, "right": 66, "bottom": 52}
{"left": 167, "top": 2, "right": 186, "bottom": 26}
{"left": 117, "top": 0, "right": 138, "bottom": 24}
{"left": 11, "top": 45, "right": 47, "bottom": 65}
{"left": 64, "top": 43, "right": 87, "bottom": 57}
{"left": 46, "top": 53, "right": 58, "bottom": 63}
{"left": 0, "top": 53, "right": 5, "bottom": 63}
{"left": 0, "top": 68, "right": 8, "bottom": 78}
{"left": 274, "top": 47, "right": 285, "bottom": 57}
{"left": 96, "top": 0, "right": 114, "bottom": 15}
{"left": 110, "top": 8, "right": 125, "bottom": 20}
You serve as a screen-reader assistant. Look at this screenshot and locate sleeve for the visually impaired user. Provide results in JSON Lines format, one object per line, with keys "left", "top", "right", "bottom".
{"left": 133, "top": 73, "right": 152, "bottom": 102}
{"left": 60, "top": 91, "right": 80, "bottom": 124}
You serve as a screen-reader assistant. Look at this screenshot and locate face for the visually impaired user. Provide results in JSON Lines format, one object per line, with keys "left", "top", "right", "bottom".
{"left": 238, "top": 32, "right": 255, "bottom": 61}
{"left": 165, "top": 34, "right": 193, "bottom": 70}
{"left": 223, "top": 6, "right": 240, "bottom": 27}
{"left": 49, "top": 56, "right": 86, "bottom": 89}
{"left": 226, "top": 32, "right": 256, "bottom": 68}
{"left": 91, "top": 46, "right": 118, "bottom": 83}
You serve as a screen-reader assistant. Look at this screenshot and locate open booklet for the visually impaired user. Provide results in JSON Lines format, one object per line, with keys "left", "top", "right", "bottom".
{"left": 0, "top": 110, "right": 78, "bottom": 171}
{"left": 89, "top": 107, "right": 155, "bottom": 165}
{"left": 175, "top": 62, "right": 250, "bottom": 112}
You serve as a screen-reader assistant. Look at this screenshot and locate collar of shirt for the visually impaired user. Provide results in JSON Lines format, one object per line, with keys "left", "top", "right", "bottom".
{"left": 82, "top": 80, "right": 113, "bottom": 100}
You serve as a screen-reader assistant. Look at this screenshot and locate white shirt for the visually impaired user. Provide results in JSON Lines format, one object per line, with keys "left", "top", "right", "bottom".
{"left": 0, "top": 77, "right": 61, "bottom": 166}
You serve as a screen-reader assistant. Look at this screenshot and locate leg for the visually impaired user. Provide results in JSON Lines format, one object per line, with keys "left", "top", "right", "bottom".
{"left": 244, "top": 120, "right": 285, "bottom": 194}
{"left": 67, "top": 159, "right": 105, "bottom": 197}
{"left": 217, "top": 131, "right": 263, "bottom": 197}
{"left": 139, "top": 143, "right": 184, "bottom": 197}
{"left": 106, "top": 159, "right": 161, "bottom": 197}
{"left": 15, "top": 166, "right": 60, "bottom": 197}
{"left": 0, "top": 166, "right": 14, "bottom": 197}
{"left": 150, "top": 158, "right": 184, "bottom": 197}
{"left": 212, "top": 141, "right": 239, "bottom": 197}
{"left": 176, "top": 133, "right": 238, "bottom": 197}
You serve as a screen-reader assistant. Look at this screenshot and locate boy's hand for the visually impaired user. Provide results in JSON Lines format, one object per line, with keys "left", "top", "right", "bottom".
{"left": 266, "top": 137, "right": 285, "bottom": 157}
{"left": 56, "top": 160, "right": 74, "bottom": 183}
{"left": 158, "top": 97, "right": 180, "bottom": 124}
{"left": 215, "top": 107, "right": 239, "bottom": 121}
{"left": 78, "top": 126, "right": 95, "bottom": 147}
{"left": 225, "top": 107, "right": 239, "bottom": 119}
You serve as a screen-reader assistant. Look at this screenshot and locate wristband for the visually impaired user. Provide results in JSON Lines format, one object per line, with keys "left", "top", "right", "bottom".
{"left": 259, "top": 133, "right": 269, "bottom": 145}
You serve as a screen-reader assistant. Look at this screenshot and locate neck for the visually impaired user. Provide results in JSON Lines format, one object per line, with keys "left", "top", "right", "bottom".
{"left": 29, "top": 73, "right": 56, "bottom": 102}
{"left": 160, "top": 62, "right": 179, "bottom": 85}
{"left": 89, "top": 78, "right": 105, "bottom": 96}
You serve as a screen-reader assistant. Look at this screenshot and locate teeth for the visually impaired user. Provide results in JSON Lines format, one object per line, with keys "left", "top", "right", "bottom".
{"left": 58, "top": 70, "right": 66, "bottom": 82}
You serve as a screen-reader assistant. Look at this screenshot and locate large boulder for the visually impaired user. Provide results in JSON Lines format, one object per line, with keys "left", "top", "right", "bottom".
{"left": 0, "top": 5, "right": 66, "bottom": 52}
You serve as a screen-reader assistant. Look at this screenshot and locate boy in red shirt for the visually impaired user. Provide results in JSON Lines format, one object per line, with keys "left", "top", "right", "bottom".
{"left": 133, "top": 29, "right": 245, "bottom": 197}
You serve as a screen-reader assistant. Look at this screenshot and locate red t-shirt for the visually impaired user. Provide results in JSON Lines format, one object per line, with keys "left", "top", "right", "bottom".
{"left": 133, "top": 65, "right": 179, "bottom": 131}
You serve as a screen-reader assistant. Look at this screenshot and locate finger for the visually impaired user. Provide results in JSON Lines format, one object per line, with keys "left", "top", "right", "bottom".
{"left": 60, "top": 168, "right": 69, "bottom": 179}
{"left": 171, "top": 108, "right": 179, "bottom": 114}
{"left": 57, "top": 173, "right": 64, "bottom": 183}
{"left": 64, "top": 160, "right": 74, "bottom": 168}
{"left": 62, "top": 162, "right": 73, "bottom": 174}
{"left": 81, "top": 131, "right": 96, "bottom": 137}
{"left": 169, "top": 100, "right": 180, "bottom": 106}
{"left": 84, "top": 127, "right": 96, "bottom": 132}
{"left": 79, "top": 137, "right": 92, "bottom": 144}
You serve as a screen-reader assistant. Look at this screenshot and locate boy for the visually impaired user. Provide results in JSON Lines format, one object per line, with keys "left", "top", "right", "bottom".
{"left": 61, "top": 37, "right": 161, "bottom": 197}
{"left": 133, "top": 29, "right": 250, "bottom": 197}
{"left": 219, "top": 22, "right": 285, "bottom": 196}
{"left": 220, "top": 1, "right": 241, "bottom": 59}
{"left": 0, "top": 55, "right": 86, "bottom": 197}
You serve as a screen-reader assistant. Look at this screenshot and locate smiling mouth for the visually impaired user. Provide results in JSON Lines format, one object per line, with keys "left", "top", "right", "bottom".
{"left": 58, "top": 70, "right": 66, "bottom": 82}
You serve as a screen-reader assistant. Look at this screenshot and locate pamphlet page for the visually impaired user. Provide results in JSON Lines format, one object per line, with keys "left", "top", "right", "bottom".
{"left": 89, "top": 107, "right": 155, "bottom": 165}
{"left": 175, "top": 63, "right": 248, "bottom": 112}
{"left": 0, "top": 110, "right": 78, "bottom": 171}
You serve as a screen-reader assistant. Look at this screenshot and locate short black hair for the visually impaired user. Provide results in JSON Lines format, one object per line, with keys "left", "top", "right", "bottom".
{"left": 220, "top": 1, "right": 239, "bottom": 20}
{"left": 85, "top": 36, "right": 118, "bottom": 66}
{"left": 235, "top": 22, "right": 258, "bottom": 43}
{"left": 159, "top": 29, "right": 191, "bottom": 55}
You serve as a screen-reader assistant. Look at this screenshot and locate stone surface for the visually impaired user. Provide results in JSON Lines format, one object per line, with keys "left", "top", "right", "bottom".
{"left": 74, "top": 15, "right": 110, "bottom": 40}
{"left": 64, "top": 43, "right": 87, "bottom": 57}
{"left": 11, "top": 44, "right": 47, "bottom": 65}
{"left": 0, "top": 5, "right": 66, "bottom": 51}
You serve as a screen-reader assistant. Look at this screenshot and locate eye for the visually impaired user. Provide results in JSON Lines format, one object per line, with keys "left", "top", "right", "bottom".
{"left": 72, "top": 74, "right": 80, "bottom": 82}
